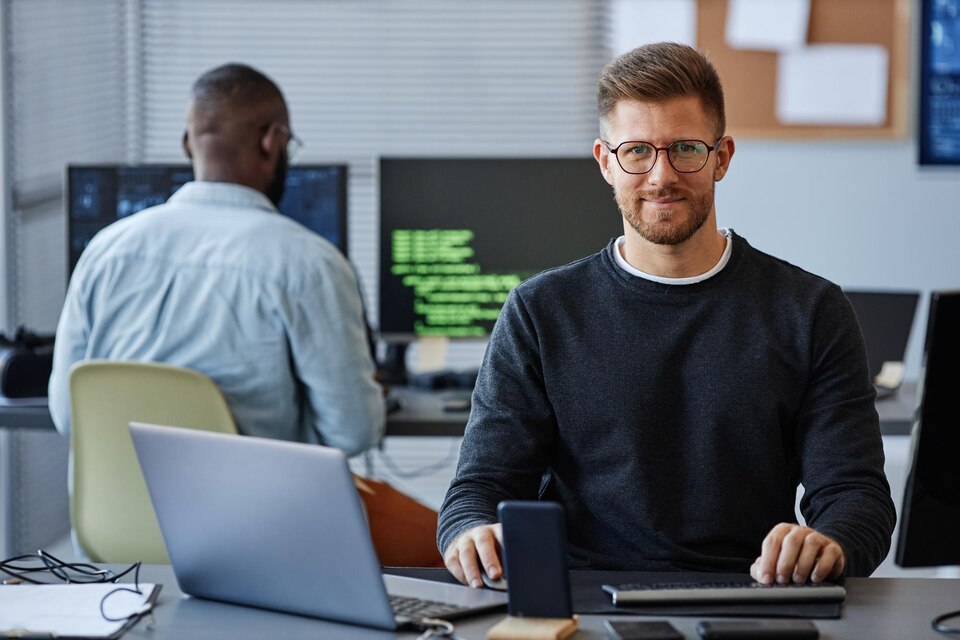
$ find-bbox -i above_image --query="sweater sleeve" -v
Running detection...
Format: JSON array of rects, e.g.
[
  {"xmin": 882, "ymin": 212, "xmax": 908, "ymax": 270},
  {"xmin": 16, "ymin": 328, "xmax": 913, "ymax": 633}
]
[
  {"xmin": 796, "ymin": 285, "xmax": 897, "ymax": 576},
  {"xmin": 436, "ymin": 289, "xmax": 557, "ymax": 555}
]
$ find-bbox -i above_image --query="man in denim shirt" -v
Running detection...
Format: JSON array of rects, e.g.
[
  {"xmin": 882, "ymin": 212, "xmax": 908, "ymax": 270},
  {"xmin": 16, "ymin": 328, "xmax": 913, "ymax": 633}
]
[{"xmin": 50, "ymin": 63, "xmax": 384, "ymax": 455}]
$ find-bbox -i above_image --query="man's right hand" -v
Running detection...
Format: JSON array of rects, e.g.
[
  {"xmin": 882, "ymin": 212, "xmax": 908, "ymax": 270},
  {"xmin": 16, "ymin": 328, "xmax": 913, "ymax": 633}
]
[{"xmin": 443, "ymin": 523, "xmax": 503, "ymax": 588}]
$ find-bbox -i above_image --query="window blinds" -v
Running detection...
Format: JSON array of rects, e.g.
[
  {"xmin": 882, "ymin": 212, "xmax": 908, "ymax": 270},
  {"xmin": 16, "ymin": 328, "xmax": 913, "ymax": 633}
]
[{"xmin": 4, "ymin": 0, "xmax": 131, "ymax": 329}]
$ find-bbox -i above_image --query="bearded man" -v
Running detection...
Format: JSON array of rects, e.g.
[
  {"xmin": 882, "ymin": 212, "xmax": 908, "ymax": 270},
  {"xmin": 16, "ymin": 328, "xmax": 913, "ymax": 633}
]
[{"xmin": 437, "ymin": 42, "xmax": 896, "ymax": 589}]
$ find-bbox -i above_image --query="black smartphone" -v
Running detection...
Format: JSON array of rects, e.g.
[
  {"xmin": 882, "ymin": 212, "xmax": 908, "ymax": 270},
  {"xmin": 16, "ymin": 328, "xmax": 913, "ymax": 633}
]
[
  {"xmin": 605, "ymin": 619, "xmax": 683, "ymax": 640},
  {"xmin": 696, "ymin": 620, "xmax": 819, "ymax": 639},
  {"xmin": 498, "ymin": 500, "xmax": 572, "ymax": 618}
]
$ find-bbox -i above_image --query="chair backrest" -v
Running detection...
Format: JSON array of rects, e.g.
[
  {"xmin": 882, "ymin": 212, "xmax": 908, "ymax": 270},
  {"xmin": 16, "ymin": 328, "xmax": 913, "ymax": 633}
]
[{"xmin": 69, "ymin": 360, "xmax": 237, "ymax": 563}]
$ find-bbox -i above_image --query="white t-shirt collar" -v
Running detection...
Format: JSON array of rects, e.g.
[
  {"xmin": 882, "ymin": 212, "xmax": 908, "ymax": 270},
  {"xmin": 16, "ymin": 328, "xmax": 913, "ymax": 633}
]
[{"xmin": 613, "ymin": 228, "xmax": 733, "ymax": 285}]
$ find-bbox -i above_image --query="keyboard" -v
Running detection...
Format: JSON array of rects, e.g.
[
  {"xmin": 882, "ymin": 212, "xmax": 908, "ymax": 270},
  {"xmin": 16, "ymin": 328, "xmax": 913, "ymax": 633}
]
[
  {"xmin": 602, "ymin": 580, "xmax": 846, "ymax": 606},
  {"xmin": 389, "ymin": 594, "xmax": 472, "ymax": 622}
]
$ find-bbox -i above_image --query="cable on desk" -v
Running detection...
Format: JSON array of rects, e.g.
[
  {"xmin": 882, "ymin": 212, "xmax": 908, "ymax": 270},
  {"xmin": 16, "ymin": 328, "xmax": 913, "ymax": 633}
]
[
  {"xmin": 375, "ymin": 437, "xmax": 460, "ymax": 479},
  {"xmin": 933, "ymin": 609, "xmax": 960, "ymax": 636},
  {"xmin": 414, "ymin": 617, "xmax": 464, "ymax": 639}
]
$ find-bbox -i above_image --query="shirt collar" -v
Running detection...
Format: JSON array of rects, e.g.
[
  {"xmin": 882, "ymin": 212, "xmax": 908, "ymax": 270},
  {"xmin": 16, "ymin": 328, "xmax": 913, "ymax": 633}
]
[
  {"xmin": 166, "ymin": 181, "xmax": 278, "ymax": 214},
  {"xmin": 613, "ymin": 228, "xmax": 733, "ymax": 285}
]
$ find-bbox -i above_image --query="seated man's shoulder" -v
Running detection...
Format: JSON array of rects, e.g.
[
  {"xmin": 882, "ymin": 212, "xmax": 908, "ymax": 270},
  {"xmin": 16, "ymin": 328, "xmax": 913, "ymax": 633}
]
[{"xmin": 740, "ymin": 239, "xmax": 838, "ymax": 296}]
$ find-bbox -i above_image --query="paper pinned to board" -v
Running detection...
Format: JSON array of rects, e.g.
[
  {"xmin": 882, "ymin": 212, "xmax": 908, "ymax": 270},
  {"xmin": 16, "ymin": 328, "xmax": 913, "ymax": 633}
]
[
  {"xmin": 776, "ymin": 44, "xmax": 889, "ymax": 126},
  {"xmin": 725, "ymin": 0, "xmax": 810, "ymax": 51},
  {"xmin": 608, "ymin": 0, "xmax": 696, "ymax": 56}
]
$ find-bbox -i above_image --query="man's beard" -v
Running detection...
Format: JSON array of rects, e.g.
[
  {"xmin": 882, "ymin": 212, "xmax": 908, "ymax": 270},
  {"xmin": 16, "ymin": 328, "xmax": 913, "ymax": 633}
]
[
  {"xmin": 265, "ymin": 150, "xmax": 288, "ymax": 207},
  {"xmin": 615, "ymin": 184, "xmax": 713, "ymax": 246}
]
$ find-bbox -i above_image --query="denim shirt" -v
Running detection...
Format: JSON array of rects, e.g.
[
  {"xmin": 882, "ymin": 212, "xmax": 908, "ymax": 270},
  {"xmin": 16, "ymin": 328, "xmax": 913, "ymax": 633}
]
[{"xmin": 49, "ymin": 181, "xmax": 384, "ymax": 456}]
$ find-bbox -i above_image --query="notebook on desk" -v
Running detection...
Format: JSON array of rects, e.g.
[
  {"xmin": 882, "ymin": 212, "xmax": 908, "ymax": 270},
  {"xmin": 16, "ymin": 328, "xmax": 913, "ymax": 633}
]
[{"xmin": 128, "ymin": 422, "xmax": 506, "ymax": 631}]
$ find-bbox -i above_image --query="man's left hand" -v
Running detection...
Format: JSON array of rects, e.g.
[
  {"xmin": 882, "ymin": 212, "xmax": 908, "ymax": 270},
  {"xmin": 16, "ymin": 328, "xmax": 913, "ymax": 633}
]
[{"xmin": 751, "ymin": 523, "xmax": 846, "ymax": 585}]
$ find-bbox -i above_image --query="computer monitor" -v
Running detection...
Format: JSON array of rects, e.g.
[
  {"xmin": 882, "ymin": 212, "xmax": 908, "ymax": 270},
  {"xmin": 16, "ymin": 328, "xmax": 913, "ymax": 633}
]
[
  {"xmin": 895, "ymin": 290, "xmax": 960, "ymax": 567},
  {"xmin": 919, "ymin": 0, "xmax": 960, "ymax": 165},
  {"xmin": 844, "ymin": 290, "xmax": 920, "ymax": 385},
  {"xmin": 66, "ymin": 164, "xmax": 348, "ymax": 273},
  {"xmin": 378, "ymin": 158, "xmax": 623, "ymax": 340}
]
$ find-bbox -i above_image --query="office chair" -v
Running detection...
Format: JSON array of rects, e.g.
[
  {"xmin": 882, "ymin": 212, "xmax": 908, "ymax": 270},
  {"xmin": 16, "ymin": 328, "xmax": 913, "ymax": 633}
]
[{"xmin": 69, "ymin": 360, "xmax": 237, "ymax": 564}]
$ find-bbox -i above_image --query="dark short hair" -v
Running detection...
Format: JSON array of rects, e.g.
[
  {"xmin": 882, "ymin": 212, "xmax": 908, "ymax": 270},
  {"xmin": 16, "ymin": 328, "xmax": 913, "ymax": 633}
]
[
  {"xmin": 597, "ymin": 42, "xmax": 725, "ymax": 138},
  {"xmin": 191, "ymin": 63, "xmax": 284, "ymax": 112}
]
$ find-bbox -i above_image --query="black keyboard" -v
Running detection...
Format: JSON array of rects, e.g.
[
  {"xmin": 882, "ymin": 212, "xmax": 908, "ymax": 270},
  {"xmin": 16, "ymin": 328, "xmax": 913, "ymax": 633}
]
[
  {"xmin": 603, "ymin": 580, "xmax": 846, "ymax": 605},
  {"xmin": 389, "ymin": 594, "xmax": 471, "ymax": 621}
]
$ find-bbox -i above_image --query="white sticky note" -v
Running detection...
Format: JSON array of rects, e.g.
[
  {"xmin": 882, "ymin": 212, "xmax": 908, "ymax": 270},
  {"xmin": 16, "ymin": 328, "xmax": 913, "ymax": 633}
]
[
  {"xmin": 726, "ymin": 0, "xmax": 810, "ymax": 51},
  {"xmin": 608, "ymin": 0, "xmax": 697, "ymax": 57},
  {"xmin": 776, "ymin": 44, "xmax": 889, "ymax": 126}
]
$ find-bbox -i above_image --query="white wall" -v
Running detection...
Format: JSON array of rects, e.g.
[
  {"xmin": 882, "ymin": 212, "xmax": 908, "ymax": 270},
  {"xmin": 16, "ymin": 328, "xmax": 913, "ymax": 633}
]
[{"xmin": 716, "ymin": 139, "xmax": 960, "ymax": 380}]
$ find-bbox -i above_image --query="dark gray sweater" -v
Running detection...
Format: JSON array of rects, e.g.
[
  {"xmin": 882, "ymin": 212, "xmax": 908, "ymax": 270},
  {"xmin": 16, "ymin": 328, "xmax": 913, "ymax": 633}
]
[{"xmin": 438, "ymin": 233, "xmax": 896, "ymax": 577}]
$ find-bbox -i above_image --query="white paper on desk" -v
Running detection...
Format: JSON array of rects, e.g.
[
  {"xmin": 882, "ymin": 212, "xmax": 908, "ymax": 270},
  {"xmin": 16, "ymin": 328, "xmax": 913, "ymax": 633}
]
[
  {"xmin": 776, "ymin": 44, "xmax": 888, "ymax": 125},
  {"xmin": 726, "ymin": 0, "xmax": 810, "ymax": 51},
  {"xmin": 608, "ymin": 0, "xmax": 696, "ymax": 56},
  {"xmin": 415, "ymin": 336, "xmax": 449, "ymax": 372},
  {"xmin": 0, "ymin": 583, "xmax": 157, "ymax": 638},
  {"xmin": 875, "ymin": 361, "xmax": 906, "ymax": 389}
]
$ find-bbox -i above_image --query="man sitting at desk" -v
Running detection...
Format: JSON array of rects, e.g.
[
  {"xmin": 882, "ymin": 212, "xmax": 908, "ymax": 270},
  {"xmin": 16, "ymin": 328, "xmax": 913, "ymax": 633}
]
[
  {"xmin": 48, "ymin": 64, "xmax": 442, "ymax": 566},
  {"xmin": 49, "ymin": 62, "xmax": 384, "ymax": 454},
  {"xmin": 437, "ymin": 43, "xmax": 896, "ymax": 588}
]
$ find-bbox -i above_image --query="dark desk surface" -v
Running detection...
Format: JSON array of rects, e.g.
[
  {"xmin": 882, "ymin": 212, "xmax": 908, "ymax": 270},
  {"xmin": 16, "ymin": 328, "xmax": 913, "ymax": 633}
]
[
  {"xmin": 118, "ymin": 565, "xmax": 958, "ymax": 639},
  {"xmin": 0, "ymin": 384, "xmax": 918, "ymax": 437}
]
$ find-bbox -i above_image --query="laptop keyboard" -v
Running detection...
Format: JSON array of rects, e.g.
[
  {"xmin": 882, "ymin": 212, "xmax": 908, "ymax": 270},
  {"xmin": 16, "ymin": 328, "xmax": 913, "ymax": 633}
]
[
  {"xmin": 603, "ymin": 580, "xmax": 846, "ymax": 605},
  {"xmin": 389, "ymin": 594, "xmax": 472, "ymax": 621}
]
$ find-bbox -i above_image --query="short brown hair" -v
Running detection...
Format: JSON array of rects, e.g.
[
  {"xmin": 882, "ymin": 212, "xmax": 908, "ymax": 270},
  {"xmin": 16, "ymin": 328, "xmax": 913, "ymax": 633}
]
[{"xmin": 597, "ymin": 42, "xmax": 725, "ymax": 139}]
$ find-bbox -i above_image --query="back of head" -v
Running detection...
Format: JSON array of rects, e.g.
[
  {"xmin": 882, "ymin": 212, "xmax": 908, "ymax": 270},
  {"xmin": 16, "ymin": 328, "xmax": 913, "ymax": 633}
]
[
  {"xmin": 185, "ymin": 63, "xmax": 288, "ymax": 185},
  {"xmin": 191, "ymin": 63, "xmax": 284, "ymax": 121},
  {"xmin": 597, "ymin": 42, "xmax": 726, "ymax": 139}
]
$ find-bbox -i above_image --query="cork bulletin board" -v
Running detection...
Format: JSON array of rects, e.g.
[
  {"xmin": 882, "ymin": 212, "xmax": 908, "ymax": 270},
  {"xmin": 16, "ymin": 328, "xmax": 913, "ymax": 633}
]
[{"xmin": 697, "ymin": 0, "xmax": 911, "ymax": 138}]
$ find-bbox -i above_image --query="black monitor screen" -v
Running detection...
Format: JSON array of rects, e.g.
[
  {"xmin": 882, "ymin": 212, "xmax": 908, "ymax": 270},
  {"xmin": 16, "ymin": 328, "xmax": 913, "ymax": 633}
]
[
  {"xmin": 919, "ymin": 0, "xmax": 960, "ymax": 164},
  {"xmin": 378, "ymin": 158, "xmax": 623, "ymax": 339},
  {"xmin": 67, "ymin": 164, "xmax": 348, "ymax": 273},
  {"xmin": 844, "ymin": 290, "xmax": 920, "ymax": 380},
  {"xmin": 896, "ymin": 290, "xmax": 960, "ymax": 567}
]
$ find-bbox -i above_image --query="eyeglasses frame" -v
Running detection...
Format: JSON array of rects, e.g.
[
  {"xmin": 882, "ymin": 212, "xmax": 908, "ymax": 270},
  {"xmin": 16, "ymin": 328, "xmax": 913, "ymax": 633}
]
[
  {"xmin": 275, "ymin": 124, "xmax": 304, "ymax": 164},
  {"xmin": 603, "ymin": 138, "xmax": 724, "ymax": 175}
]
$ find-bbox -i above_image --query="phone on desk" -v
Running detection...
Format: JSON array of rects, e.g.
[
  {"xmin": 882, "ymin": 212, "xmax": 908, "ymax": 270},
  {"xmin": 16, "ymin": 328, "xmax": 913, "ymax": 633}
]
[
  {"xmin": 605, "ymin": 619, "xmax": 683, "ymax": 639},
  {"xmin": 498, "ymin": 500, "xmax": 572, "ymax": 619},
  {"xmin": 696, "ymin": 620, "xmax": 819, "ymax": 639}
]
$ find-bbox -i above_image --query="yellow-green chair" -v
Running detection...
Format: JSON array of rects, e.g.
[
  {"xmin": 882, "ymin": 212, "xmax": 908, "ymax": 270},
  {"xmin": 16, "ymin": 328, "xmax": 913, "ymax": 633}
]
[{"xmin": 69, "ymin": 360, "xmax": 237, "ymax": 563}]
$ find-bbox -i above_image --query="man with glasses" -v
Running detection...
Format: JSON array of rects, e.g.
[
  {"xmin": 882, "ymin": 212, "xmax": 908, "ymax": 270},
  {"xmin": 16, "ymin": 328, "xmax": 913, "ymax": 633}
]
[
  {"xmin": 438, "ymin": 43, "xmax": 895, "ymax": 588},
  {"xmin": 50, "ymin": 63, "xmax": 384, "ymax": 460}
]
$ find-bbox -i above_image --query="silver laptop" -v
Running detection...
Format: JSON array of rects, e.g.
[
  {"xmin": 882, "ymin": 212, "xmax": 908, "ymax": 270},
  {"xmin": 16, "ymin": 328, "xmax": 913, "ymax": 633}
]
[{"xmin": 128, "ymin": 422, "xmax": 506, "ymax": 630}]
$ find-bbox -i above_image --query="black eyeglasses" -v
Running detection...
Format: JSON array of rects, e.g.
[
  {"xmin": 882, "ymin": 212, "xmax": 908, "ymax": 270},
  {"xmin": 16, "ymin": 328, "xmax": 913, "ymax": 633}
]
[
  {"xmin": 604, "ymin": 138, "xmax": 722, "ymax": 174},
  {"xmin": 276, "ymin": 124, "xmax": 304, "ymax": 163}
]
